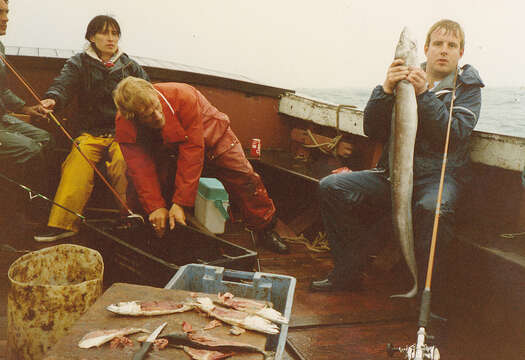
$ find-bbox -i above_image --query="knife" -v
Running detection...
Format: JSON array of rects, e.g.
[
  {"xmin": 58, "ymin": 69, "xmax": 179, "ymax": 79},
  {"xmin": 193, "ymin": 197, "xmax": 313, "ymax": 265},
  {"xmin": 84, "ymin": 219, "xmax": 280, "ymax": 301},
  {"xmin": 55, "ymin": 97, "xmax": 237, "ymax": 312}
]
[{"xmin": 132, "ymin": 322, "xmax": 167, "ymax": 360}]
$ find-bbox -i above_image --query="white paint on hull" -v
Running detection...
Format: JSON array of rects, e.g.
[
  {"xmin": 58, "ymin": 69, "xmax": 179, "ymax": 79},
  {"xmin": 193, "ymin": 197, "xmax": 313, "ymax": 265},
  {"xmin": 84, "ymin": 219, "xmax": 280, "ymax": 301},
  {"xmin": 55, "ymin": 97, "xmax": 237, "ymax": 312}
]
[{"xmin": 279, "ymin": 93, "xmax": 525, "ymax": 172}]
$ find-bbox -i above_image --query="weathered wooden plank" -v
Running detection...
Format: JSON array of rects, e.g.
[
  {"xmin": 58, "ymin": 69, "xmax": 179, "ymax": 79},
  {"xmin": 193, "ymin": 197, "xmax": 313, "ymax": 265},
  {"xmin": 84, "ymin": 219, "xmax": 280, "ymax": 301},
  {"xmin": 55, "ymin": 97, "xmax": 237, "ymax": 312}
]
[
  {"xmin": 279, "ymin": 93, "xmax": 365, "ymax": 136},
  {"xmin": 44, "ymin": 284, "xmax": 265, "ymax": 360},
  {"xmin": 287, "ymin": 321, "xmax": 414, "ymax": 360},
  {"xmin": 280, "ymin": 93, "xmax": 525, "ymax": 172},
  {"xmin": 469, "ymin": 131, "xmax": 525, "ymax": 171}
]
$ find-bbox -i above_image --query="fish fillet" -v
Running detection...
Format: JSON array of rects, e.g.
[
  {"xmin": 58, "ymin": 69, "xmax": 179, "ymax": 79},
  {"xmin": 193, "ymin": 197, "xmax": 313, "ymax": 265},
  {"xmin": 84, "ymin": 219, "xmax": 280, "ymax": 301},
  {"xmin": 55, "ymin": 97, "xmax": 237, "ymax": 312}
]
[
  {"xmin": 106, "ymin": 300, "xmax": 194, "ymax": 316},
  {"xmin": 194, "ymin": 297, "xmax": 279, "ymax": 334},
  {"xmin": 216, "ymin": 293, "xmax": 288, "ymax": 324},
  {"xmin": 78, "ymin": 327, "xmax": 149, "ymax": 348}
]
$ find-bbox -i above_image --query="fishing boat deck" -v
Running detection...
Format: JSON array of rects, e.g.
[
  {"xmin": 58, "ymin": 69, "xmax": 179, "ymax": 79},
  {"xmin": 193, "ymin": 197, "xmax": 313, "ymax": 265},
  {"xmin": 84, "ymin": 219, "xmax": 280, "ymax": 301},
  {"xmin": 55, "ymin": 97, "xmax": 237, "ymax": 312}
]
[
  {"xmin": 1, "ymin": 48, "xmax": 524, "ymax": 359},
  {"xmin": 2, "ymin": 195, "xmax": 524, "ymax": 359}
]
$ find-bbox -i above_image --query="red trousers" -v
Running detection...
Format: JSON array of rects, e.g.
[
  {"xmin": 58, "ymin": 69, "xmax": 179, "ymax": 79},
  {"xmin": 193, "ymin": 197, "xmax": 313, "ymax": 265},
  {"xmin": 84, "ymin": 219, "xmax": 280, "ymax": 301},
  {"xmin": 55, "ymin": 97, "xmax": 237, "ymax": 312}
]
[
  {"xmin": 206, "ymin": 128, "xmax": 275, "ymax": 231},
  {"xmin": 128, "ymin": 128, "xmax": 276, "ymax": 231}
]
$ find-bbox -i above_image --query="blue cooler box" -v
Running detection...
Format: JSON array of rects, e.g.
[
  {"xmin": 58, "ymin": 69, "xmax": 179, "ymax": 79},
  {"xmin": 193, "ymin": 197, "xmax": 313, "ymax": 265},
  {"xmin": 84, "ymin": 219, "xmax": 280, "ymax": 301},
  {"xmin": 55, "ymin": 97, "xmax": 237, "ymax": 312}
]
[{"xmin": 165, "ymin": 264, "xmax": 296, "ymax": 360}]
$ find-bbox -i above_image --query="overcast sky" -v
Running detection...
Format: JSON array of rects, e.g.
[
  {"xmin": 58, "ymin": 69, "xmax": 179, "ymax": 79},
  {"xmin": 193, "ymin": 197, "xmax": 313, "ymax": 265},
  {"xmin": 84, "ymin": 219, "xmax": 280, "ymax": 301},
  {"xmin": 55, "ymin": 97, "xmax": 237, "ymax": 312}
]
[{"xmin": 3, "ymin": 0, "xmax": 524, "ymax": 89}]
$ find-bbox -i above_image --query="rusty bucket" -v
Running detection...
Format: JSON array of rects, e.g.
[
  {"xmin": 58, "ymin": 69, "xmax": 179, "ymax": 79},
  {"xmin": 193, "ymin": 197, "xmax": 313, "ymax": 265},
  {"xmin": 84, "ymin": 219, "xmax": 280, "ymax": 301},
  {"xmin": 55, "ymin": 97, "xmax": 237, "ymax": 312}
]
[{"xmin": 7, "ymin": 244, "xmax": 103, "ymax": 360}]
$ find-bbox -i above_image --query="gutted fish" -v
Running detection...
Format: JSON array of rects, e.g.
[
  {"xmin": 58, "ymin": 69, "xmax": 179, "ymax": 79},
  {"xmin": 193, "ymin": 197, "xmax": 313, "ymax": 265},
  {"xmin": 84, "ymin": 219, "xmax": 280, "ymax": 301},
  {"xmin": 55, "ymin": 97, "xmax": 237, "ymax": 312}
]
[
  {"xmin": 183, "ymin": 346, "xmax": 234, "ymax": 360},
  {"xmin": 216, "ymin": 293, "xmax": 288, "ymax": 325},
  {"xmin": 194, "ymin": 297, "xmax": 279, "ymax": 334},
  {"xmin": 106, "ymin": 300, "xmax": 194, "ymax": 316},
  {"xmin": 162, "ymin": 331, "xmax": 274, "ymax": 359},
  {"xmin": 78, "ymin": 327, "xmax": 149, "ymax": 348}
]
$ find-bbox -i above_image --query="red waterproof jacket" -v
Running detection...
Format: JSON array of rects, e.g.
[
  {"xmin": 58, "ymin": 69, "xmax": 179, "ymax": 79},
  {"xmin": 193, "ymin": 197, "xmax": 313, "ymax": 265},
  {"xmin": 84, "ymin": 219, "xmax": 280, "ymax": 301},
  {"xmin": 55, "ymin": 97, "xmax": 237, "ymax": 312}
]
[{"xmin": 116, "ymin": 83, "xmax": 230, "ymax": 213}]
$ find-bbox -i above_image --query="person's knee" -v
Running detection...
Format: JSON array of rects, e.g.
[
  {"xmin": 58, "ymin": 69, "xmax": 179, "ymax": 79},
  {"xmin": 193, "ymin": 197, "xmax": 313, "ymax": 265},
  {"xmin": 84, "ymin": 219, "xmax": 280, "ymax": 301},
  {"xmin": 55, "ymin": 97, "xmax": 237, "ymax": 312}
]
[
  {"xmin": 24, "ymin": 140, "xmax": 45, "ymax": 161},
  {"xmin": 319, "ymin": 174, "xmax": 338, "ymax": 196},
  {"xmin": 108, "ymin": 155, "xmax": 127, "ymax": 175},
  {"xmin": 38, "ymin": 130, "xmax": 54, "ymax": 150}
]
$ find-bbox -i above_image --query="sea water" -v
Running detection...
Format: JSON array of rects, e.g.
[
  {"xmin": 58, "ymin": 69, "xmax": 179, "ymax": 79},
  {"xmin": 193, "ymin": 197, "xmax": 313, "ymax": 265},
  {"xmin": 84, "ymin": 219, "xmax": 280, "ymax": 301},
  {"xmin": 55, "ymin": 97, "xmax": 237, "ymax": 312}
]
[{"xmin": 298, "ymin": 86, "xmax": 525, "ymax": 138}]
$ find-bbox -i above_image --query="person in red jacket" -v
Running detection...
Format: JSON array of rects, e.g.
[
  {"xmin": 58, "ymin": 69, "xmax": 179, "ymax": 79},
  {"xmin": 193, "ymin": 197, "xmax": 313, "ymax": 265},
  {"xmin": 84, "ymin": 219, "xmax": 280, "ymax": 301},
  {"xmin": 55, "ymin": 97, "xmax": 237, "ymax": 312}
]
[{"xmin": 113, "ymin": 76, "xmax": 289, "ymax": 254}]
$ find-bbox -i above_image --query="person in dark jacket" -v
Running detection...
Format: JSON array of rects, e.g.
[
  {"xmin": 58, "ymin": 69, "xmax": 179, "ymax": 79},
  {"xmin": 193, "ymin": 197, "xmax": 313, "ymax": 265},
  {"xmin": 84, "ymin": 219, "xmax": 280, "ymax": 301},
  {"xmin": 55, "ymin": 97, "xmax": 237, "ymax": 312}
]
[
  {"xmin": 112, "ymin": 77, "xmax": 289, "ymax": 254},
  {"xmin": 0, "ymin": 0, "xmax": 53, "ymax": 226},
  {"xmin": 34, "ymin": 15, "xmax": 149, "ymax": 242},
  {"xmin": 311, "ymin": 19, "xmax": 484, "ymax": 292}
]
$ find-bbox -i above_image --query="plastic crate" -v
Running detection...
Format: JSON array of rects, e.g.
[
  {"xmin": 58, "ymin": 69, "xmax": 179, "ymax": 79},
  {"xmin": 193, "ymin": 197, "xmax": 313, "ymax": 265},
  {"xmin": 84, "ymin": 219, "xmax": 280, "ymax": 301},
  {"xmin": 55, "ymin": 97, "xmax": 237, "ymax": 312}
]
[{"xmin": 165, "ymin": 264, "xmax": 296, "ymax": 360}]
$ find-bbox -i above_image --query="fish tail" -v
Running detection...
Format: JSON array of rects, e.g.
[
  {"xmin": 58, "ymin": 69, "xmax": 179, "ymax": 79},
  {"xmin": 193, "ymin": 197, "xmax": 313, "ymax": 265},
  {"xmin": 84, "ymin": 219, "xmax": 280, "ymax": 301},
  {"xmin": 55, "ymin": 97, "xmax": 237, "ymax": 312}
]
[{"xmin": 390, "ymin": 281, "xmax": 418, "ymax": 298}]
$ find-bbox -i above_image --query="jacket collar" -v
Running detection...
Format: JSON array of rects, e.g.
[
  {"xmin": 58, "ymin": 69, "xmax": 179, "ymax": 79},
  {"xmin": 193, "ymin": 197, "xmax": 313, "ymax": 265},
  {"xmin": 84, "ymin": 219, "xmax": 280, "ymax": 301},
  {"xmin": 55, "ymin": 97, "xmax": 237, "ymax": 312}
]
[
  {"xmin": 420, "ymin": 62, "xmax": 457, "ymax": 93},
  {"xmin": 421, "ymin": 62, "xmax": 484, "ymax": 93},
  {"xmin": 155, "ymin": 85, "xmax": 187, "ymax": 144},
  {"xmin": 85, "ymin": 44, "xmax": 124, "ymax": 68}
]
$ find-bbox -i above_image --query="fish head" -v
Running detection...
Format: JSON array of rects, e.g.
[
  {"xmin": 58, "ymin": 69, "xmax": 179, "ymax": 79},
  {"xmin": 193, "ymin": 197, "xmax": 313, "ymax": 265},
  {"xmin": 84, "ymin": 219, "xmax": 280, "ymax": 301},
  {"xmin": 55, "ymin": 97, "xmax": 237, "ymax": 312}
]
[{"xmin": 395, "ymin": 27, "xmax": 418, "ymax": 67}]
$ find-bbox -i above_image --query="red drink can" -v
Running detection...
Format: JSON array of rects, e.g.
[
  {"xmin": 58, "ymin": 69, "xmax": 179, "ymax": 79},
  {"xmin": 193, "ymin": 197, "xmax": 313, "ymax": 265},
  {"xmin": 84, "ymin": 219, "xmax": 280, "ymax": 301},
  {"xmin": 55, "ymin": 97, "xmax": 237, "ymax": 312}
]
[{"xmin": 250, "ymin": 138, "xmax": 261, "ymax": 157}]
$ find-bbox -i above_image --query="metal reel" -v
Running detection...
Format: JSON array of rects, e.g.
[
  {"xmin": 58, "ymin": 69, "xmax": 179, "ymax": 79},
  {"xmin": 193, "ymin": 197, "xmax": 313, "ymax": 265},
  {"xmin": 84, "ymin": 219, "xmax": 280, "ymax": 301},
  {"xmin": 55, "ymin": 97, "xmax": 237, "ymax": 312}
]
[{"xmin": 387, "ymin": 343, "xmax": 440, "ymax": 360}]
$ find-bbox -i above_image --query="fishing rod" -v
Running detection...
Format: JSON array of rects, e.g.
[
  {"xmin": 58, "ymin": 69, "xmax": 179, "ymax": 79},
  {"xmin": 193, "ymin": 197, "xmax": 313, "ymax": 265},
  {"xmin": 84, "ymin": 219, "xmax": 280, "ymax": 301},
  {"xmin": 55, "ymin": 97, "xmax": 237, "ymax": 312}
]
[
  {"xmin": 0, "ymin": 170, "xmax": 145, "ymax": 230},
  {"xmin": 0, "ymin": 55, "xmax": 143, "ymax": 224},
  {"xmin": 388, "ymin": 68, "xmax": 459, "ymax": 360},
  {"xmin": 0, "ymin": 171, "xmax": 85, "ymax": 220}
]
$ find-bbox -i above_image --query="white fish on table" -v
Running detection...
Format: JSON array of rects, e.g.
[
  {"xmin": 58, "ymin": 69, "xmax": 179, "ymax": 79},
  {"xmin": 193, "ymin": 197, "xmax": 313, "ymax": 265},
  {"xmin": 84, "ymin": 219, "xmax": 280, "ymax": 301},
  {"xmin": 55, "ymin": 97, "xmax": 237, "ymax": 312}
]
[
  {"xmin": 216, "ymin": 292, "xmax": 288, "ymax": 325},
  {"xmin": 106, "ymin": 300, "xmax": 194, "ymax": 316},
  {"xmin": 194, "ymin": 297, "xmax": 279, "ymax": 335},
  {"xmin": 78, "ymin": 327, "xmax": 150, "ymax": 348}
]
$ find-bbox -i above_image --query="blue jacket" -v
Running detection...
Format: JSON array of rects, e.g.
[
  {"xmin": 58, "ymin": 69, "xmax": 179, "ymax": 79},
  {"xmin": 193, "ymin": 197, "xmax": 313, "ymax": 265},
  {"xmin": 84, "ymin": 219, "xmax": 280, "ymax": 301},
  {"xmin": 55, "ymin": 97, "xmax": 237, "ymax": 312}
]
[
  {"xmin": 45, "ymin": 51, "xmax": 149, "ymax": 136},
  {"xmin": 364, "ymin": 64, "xmax": 484, "ymax": 178}
]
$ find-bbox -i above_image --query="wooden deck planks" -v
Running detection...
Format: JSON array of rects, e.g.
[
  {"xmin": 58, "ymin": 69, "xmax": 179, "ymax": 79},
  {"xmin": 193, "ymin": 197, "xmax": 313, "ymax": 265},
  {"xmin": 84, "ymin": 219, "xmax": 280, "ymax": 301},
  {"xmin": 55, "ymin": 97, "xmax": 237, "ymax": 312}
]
[
  {"xmin": 287, "ymin": 321, "xmax": 414, "ymax": 360},
  {"xmin": 1, "ymin": 211, "xmax": 524, "ymax": 359}
]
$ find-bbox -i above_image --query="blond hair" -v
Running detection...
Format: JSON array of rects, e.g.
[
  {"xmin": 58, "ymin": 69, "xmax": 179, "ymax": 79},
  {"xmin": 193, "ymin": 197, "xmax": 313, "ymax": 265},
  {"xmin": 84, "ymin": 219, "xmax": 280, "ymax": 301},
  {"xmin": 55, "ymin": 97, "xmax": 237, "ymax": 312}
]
[
  {"xmin": 113, "ymin": 76, "xmax": 158, "ymax": 121},
  {"xmin": 425, "ymin": 19, "xmax": 465, "ymax": 51}
]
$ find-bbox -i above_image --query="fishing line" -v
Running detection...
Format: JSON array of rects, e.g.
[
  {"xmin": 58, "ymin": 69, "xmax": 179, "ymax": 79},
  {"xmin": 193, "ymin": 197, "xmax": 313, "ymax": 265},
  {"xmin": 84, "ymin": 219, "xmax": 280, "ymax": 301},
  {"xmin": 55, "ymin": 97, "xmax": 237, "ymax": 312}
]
[
  {"xmin": 0, "ymin": 170, "xmax": 86, "ymax": 221},
  {"xmin": 0, "ymin": 55, "xmax": 142, "ymax": 221}
]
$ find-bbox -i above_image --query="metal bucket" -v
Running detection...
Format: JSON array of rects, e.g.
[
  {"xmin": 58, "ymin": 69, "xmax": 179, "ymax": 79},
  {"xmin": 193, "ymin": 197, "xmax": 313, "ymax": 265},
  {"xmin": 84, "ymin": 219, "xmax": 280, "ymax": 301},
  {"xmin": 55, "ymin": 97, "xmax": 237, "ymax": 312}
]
[{"xmin": 7, "ymin": 244, "xmax": 104, "ymax": 360}]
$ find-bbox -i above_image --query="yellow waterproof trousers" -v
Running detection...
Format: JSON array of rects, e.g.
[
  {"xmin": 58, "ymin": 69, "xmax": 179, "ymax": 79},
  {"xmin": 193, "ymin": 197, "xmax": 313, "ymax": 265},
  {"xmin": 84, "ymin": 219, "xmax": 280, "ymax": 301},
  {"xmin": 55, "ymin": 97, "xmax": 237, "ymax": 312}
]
[{"xmin": 48, "ymin": 133, "xmax": 127, "ymax": 231}]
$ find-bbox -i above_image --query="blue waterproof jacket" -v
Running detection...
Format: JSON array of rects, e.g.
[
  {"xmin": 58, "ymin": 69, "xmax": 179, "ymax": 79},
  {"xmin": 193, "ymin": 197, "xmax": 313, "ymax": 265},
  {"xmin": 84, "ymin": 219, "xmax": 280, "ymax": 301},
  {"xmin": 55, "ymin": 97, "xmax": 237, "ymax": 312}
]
[
  {"xmin": 364, "ymin": 64, "xmax": 484, "ymax": 178},
  {"xmin": 45, "ymin": 51, "xmax": 149, "ymax": 136}
]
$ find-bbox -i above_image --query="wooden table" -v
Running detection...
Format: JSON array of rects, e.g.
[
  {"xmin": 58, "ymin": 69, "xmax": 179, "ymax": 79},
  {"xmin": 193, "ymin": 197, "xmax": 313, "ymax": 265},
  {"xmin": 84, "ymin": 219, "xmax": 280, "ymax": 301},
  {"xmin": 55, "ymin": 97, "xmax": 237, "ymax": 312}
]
[{"xmin": 43, "ymin": 283, "xmax": 266, "ymax": 359}]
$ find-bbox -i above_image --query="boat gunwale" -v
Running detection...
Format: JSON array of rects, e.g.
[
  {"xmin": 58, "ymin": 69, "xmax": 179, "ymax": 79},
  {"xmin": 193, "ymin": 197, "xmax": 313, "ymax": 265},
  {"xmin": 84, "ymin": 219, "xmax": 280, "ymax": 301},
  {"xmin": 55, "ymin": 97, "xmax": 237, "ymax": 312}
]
[{"xmin": 4, "ymin": 47, "xmax": 294, "ymax": 99}]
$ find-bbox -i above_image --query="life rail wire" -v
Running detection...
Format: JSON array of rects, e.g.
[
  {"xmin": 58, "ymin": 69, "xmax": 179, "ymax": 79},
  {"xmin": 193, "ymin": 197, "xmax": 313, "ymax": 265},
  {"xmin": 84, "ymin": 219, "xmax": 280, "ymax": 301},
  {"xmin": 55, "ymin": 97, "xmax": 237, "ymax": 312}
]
[
  {"xmin": 0, "ymin": 55, "xmax": 134, "ymax": 217},
  {"xmin": 424, "ymin": 67, "xmax": 459, "ymax": 291}
]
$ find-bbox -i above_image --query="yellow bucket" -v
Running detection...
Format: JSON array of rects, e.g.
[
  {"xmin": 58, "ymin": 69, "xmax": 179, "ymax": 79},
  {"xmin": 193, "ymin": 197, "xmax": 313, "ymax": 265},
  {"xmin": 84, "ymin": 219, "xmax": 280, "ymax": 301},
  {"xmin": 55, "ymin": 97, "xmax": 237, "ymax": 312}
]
[{"xmin": 7, "ymin": 244, "xmax": 103, "ymax": 360}]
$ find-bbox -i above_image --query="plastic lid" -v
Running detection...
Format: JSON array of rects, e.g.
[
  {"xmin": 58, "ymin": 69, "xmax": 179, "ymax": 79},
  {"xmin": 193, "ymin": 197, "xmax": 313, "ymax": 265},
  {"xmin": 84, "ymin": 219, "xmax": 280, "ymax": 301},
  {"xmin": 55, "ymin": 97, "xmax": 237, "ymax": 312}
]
[{"xmin": 198, "ymin": 177, "xmax": 229, "ymax": 201}]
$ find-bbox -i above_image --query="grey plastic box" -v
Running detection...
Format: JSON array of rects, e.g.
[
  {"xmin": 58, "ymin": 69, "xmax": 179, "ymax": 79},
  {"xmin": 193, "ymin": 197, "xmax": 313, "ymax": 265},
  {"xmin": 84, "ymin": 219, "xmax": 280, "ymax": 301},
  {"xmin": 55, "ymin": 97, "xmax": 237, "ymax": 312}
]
[{"xmin": 165, "ymin": 263, "xmax": 296, "ymax": 360}]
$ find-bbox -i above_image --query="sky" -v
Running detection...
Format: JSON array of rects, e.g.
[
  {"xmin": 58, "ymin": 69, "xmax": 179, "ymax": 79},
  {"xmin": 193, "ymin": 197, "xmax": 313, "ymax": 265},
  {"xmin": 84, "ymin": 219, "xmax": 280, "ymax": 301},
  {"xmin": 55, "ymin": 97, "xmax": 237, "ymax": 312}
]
[{"xmin": 3, "ymin": 0, "xmax": 525, "ymax": 89}]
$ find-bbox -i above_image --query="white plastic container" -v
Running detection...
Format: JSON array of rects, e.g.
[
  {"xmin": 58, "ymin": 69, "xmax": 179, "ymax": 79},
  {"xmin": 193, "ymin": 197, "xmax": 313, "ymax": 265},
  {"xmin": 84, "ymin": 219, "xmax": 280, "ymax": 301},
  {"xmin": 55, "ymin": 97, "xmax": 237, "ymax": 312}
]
[{"xmin": 195, "ymin": 177, "xmax": 229, "ymax": 234}]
